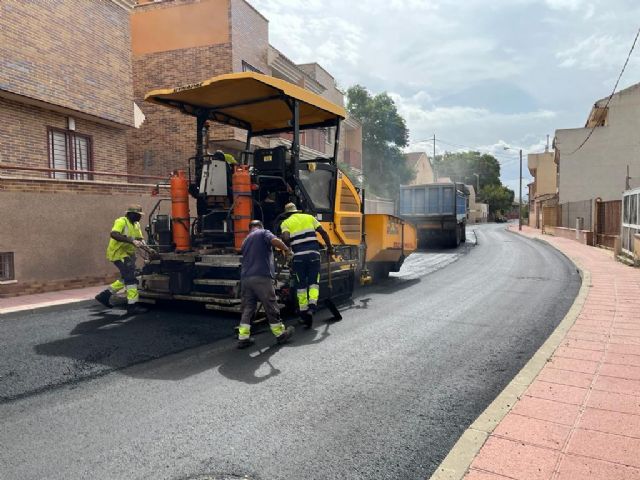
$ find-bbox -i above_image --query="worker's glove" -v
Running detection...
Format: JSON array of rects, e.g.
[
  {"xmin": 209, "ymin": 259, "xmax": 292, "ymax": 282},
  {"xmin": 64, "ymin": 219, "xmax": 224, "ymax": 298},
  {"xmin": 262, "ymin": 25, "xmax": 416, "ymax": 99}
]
[{"xmin": 133, "ymin": 239, "xmax": 145, "ymax": 248}]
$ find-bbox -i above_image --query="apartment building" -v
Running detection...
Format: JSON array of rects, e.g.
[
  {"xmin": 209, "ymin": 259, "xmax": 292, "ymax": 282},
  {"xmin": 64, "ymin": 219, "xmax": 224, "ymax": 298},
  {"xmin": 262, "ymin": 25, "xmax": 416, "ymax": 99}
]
[{"xmin": 0, "ymin": 0, "xmax": 165, "ymax": 296}]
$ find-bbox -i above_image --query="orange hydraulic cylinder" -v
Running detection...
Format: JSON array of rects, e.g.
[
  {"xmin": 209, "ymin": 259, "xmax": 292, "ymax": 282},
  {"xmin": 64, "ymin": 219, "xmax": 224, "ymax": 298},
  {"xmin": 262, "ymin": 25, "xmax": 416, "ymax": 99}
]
[
  {"xmin": 170, "ymin": 170, "xmax": 191, "ymax": 252},
  {"xmin": 232, "ymin": 165, "xmax": 253, "ymax": 251}
]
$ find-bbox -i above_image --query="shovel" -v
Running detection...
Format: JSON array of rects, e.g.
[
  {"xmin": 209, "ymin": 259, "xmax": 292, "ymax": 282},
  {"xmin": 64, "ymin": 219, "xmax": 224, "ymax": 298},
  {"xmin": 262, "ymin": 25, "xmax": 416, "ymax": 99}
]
[{"xmin": 325, "ymin": 251, "xmax": 343, "ymax": 321}]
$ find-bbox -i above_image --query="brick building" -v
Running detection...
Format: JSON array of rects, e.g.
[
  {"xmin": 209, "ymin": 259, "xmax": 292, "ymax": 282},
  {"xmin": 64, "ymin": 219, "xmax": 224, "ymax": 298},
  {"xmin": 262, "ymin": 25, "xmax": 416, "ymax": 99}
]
[
  {"xmin": 0, "ymin": 0, "xmax": 362, "ymax": 297},
  {"xmin": 0, "ymin": 0, "xmax": 165, "ymax": 297},
  {"xmin": 129, "ymin": 0, "xmax": 362, "ymax": 176}
]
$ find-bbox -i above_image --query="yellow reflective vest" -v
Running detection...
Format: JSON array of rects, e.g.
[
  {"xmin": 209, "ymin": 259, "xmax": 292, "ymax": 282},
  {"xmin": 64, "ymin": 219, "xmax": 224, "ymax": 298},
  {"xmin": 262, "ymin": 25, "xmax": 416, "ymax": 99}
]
[{"xmin": 106, "ymin": 216, "xmax": 143, "ymax": 262}]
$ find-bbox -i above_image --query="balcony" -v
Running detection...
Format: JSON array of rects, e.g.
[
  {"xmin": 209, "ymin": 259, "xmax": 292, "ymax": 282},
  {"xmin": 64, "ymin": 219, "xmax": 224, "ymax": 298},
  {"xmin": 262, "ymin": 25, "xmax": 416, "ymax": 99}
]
[{"xmin": 342, "ymin": 149, "xmax": 362, "ymax": 170}]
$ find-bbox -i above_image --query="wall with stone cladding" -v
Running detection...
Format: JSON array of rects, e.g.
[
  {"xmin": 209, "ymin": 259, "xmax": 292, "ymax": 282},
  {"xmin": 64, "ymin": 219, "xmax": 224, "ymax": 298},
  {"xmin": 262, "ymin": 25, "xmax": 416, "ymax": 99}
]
[
  {"xmin": 0, "ymin": 97, "xmax": 129, "ymax": 183},
  {"xmin": 0, "ymin": 0, "xmax": 133, "ymax": 126}
]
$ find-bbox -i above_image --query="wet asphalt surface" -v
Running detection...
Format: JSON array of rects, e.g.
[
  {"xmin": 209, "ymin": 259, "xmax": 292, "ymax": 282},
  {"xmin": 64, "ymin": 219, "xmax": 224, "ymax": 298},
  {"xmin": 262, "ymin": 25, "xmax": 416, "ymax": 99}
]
[{"xmin": 0, "ymin": 224, "xmax": 580, "ymax": 480}]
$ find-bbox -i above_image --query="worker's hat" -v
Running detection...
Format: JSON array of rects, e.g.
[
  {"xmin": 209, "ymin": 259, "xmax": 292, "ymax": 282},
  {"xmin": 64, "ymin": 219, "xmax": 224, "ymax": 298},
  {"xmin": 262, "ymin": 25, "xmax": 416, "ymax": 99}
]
[
  {"xmin": 284, "ymin": 202, "xmax": 299, "ymax": 214},
  {"xmin": 126, "ymin": 204, "xmax": 145, "ymax": 215}
]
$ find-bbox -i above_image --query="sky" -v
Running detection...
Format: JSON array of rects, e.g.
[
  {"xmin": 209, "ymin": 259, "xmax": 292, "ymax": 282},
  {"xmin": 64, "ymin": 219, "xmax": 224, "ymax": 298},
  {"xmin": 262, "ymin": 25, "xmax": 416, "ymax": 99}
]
[{"xmin": 249, "ymin": 0, "xmax": 640, "ymax": 194}]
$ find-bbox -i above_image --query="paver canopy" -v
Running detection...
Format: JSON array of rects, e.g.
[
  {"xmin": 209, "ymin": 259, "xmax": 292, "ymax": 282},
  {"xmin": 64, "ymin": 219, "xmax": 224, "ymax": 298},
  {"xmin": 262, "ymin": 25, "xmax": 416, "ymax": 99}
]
[{"xmin": 145, "ymin": 72, "xmax": 346, "ymax": 135}]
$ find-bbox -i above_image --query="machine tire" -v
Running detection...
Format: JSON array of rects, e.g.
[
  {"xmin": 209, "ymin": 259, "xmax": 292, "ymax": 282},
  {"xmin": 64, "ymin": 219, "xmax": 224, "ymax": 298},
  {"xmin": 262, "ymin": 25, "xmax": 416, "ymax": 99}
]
[{"xmin": 370, "ymin": 263, "xmax": 390, "ymax": 281}]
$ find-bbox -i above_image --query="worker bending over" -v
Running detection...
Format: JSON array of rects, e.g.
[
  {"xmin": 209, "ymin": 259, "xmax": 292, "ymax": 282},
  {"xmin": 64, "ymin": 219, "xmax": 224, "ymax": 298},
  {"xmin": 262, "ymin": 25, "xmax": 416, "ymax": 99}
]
[
  {"xmin": 280, "ymin": 202, "xmax": 333, "ymax": 328},
  {"xmin": 94, "ymin": 204, "xmax": 147, "ymax": 315},
  {"xmin": 238, "ymin": 219, "xmax": 294, "ymax": 349}
]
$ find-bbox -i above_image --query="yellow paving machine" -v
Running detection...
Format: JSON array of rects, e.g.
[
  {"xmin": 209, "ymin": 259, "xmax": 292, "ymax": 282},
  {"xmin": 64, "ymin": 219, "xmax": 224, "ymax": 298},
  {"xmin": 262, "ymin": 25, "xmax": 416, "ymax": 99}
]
[{"xmin": 139, "ymin": 72, "xmax": 416, "ymax": 313}]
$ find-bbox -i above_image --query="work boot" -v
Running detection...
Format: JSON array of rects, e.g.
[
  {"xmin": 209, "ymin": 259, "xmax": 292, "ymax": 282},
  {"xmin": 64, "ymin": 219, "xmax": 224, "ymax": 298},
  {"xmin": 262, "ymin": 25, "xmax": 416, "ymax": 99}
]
[
  {"xmin": 237, "ymin": 338, "xmax": 255, "ymax": 349},
  {"xmin": 276, "ymin": 325, "xmax": 295, "ymax": 344},
  {"xmin": 298, "ymin": 311, "xmax": 313, "ymax": 329},
  {"xmin": 94, "ymin": 289, "xmax": 112, "ymax": 308},
  {"xmin": 125, "ymin": 303, "xmax": 147, "ymax": 316}
]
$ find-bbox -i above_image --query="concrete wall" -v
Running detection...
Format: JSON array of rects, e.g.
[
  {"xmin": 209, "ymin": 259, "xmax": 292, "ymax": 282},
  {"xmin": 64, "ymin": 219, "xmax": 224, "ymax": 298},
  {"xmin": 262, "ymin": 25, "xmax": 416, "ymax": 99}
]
[
  {"xmin": 545, "ymin": 226, "xmax": 594, "ymax": 246},
  {"xmin": 528, "ymin": 152, "xmax": 556, "ymax": 197},
  {"xmin": 298, "ymin": 63, "xmax": 344, "ymax": 107},
  {"xmin": 0, "ymin": 0, "xmax": 133, "ymax": 126},
  {"xmin": 556, "ymin": 85, "xmax": 640, "ymax": 203},
  {"xmin": 404, "ymin": 152, "xmax": 434, "ymax": 185},
  {"xmin": 131, "ymin": 0, "xmax": 230, "ymax": 55},
  {"xmin": 0, "ymin": 180, "xmax": 171, "ymax": 296}
]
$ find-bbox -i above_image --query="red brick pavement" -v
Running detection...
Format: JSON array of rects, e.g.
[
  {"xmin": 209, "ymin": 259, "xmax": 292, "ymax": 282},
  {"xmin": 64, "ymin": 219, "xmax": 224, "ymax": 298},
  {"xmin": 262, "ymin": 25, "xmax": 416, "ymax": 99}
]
[{"xmin": 465, "ymin": 225, "xmax": 640, "ymax": 480}]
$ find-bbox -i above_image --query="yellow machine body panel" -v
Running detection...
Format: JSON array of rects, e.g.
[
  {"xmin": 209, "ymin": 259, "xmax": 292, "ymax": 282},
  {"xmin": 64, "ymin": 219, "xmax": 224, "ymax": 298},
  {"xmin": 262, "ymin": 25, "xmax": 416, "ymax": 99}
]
[
  {"xmin": 365, "ymin": 214, "xmax": 417, "ymax": 263},
  {"xmin": 320, "ymin": 170, "xmax": 362, "ymax": 247}
]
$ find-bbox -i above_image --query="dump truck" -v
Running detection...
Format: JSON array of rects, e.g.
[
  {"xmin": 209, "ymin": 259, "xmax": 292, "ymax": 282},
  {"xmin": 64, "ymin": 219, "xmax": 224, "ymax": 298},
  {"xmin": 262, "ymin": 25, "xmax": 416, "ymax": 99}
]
[
  {"xmin": 399, "ymin": 182, "xmax": 468, "ymax": 248},
  {"xmin": 137, "ymin": 72, "xmax": 416, "ymax": 313}
]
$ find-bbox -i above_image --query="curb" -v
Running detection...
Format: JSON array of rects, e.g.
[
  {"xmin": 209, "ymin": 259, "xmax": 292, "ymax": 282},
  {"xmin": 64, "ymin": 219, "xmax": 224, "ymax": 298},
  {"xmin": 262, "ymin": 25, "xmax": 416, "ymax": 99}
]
[
  {"xmin": 0, "ymin": 298, "xmax": 96, "ymax": 317},
  {"xmin": 428, "ymin": 230, "xmax": 591, "ymax": 480}
]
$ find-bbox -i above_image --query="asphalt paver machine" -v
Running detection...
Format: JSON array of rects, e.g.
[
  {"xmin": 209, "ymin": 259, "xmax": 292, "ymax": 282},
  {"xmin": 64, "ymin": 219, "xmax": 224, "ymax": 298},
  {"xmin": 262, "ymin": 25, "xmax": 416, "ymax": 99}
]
[{"xmin": 139, "ymin": 72, "xmax": 416, "ymax": 313}]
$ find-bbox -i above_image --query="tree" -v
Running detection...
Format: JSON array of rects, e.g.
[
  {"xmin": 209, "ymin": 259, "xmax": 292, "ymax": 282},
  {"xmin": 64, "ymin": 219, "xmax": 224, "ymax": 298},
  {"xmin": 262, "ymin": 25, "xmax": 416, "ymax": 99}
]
[
  {"xmin": 481, "ymin": 184, "xmax": 515, "ymax": 214},
  {"xmin": 432, "ymin": 151, "xmax": 501, "ymax": 192},
  {"xmin": 346, "ymin": 85, "xmax": 414, "ymax": 198}
]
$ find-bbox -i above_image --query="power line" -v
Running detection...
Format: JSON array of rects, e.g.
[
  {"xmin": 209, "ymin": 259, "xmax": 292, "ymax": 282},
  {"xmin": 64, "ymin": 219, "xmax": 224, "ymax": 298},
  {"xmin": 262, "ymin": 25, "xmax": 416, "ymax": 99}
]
[
  {"xmin": 566, "ymin": 26, "xmax": 640, "ymax": 156},
  {"xmin": 412, "ymin": 137, "xmax": 522, "ymax": 164}
]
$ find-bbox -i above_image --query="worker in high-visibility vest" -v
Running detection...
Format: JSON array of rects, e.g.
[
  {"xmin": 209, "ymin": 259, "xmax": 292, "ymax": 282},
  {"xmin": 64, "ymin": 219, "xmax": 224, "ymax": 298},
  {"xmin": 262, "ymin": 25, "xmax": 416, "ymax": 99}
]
[
  {"xmin": 94, "ymin": 204, "xmax": 147, "ymax": 315},
  {"xmin": 280, "ymin": 202, "xmax": 333, "ymax": 328}
]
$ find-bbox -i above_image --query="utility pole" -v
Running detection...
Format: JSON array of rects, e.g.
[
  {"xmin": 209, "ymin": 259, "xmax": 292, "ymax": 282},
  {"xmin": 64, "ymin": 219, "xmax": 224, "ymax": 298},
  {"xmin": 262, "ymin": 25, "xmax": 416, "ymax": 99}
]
[
  {"xmin": 519, "ymin": 149, "xmax": 523, "ymax": 231},
  {"xmin": 433, "ymin": 134, "xmax": 437, "ymax": 181}
]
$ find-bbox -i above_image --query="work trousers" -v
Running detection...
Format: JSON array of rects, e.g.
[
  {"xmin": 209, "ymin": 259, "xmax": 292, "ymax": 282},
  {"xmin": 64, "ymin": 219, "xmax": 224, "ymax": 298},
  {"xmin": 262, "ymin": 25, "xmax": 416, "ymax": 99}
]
[
  {"xmin": 238, "ymin": 276, "xmax": 285, "ymax": 340},
  {"xmin": 292, "ymin": 253, "xmax": 321, "ymax": 312},
  {"xmin": 109, "ymin": 255, "xmax": 139, "ymax": 304}
]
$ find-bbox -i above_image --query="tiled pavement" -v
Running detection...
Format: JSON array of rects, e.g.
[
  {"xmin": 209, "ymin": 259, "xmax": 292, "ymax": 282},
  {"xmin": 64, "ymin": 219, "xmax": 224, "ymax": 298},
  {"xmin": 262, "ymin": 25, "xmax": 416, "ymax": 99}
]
[
  {"xmin": 464, "ymin": 226, "xmax": 640, "ymax": 480},
  {"xmin": 0, "ymin": 285, "xmax": 105, "ymax": 315}
]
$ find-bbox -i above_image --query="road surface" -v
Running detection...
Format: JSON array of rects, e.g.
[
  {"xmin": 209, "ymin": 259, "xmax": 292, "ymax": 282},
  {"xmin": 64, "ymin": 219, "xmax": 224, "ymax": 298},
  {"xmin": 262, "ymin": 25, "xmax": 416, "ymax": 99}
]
[{"xmin": 0, "ymin": 224, "xmax": 580, "ymax": 480}]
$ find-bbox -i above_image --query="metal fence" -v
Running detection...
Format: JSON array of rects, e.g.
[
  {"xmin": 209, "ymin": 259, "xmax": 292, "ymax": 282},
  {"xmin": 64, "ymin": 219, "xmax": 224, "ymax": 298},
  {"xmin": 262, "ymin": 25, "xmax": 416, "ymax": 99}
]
[
  {"xmin": 595, "ymin": 200, "xmax": 621, "ymax": 248},
  {"xmin": 559, "ymin": 200, "xmax": 592, "ymax": 230}
]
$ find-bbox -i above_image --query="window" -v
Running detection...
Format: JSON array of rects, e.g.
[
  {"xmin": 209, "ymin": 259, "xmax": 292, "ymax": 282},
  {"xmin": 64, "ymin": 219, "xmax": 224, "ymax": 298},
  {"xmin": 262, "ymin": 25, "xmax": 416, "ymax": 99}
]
[
  {"xmin": 0, "ymin": 253, "xmax": 15, "ymax": 282},
  {"xmin": 47, "ymin": 127, "xmax": 93, "ymax": 180},
  {"xmin": 241, "ymin": 61, "xmax": 263, "ymax": 74}
]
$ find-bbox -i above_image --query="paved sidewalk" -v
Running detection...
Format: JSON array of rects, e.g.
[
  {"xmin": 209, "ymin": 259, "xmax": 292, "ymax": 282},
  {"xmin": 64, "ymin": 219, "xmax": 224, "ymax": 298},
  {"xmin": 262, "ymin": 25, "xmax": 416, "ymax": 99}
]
[
  {"xmin": 462, "ymin": 225, "xmax": 640, "ymax": 480},
  {"xmin": 0, "ymin": 285, "xmax": 105, "ymax": 315}
]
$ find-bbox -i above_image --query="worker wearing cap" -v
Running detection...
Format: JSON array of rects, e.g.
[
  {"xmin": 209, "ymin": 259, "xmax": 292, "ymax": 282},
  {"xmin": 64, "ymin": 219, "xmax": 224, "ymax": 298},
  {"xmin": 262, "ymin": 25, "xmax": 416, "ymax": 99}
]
[
  {"xmin": 238, "ymin": 219, "xmax": 294, "ymax": 348},
  {"xmin": 94, "ymin": 204, "xmax": 147, "ymax": 315},
  {"xmin": 280, "ymin": 202, "xmax": 333, "ymax": 328}
]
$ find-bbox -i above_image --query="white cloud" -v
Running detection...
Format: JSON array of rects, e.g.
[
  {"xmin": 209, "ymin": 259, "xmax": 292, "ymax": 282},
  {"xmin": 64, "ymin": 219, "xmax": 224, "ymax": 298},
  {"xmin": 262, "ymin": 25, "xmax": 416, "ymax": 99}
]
[
  {"xmin": 248, "ymin": 0, "xmax": 637, "ymax": 186},
  {"xmin": 556, "ymin": 34, "xmax": 626, "ymax": 69},
  {"xmin": 544, "ymin": 0, "xmax": 588, "ymax": 10}
]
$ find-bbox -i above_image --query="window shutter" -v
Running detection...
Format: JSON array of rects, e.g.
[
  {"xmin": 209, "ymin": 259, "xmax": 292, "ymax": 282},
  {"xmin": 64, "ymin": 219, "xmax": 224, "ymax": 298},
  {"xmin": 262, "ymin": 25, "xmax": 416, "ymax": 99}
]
[{"xmin": 50, "ymin": 130, "xmax": 69, "ymax": 179}]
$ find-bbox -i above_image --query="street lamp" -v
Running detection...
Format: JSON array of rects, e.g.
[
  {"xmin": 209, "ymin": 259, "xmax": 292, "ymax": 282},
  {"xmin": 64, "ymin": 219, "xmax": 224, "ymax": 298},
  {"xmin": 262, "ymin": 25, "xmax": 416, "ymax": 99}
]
[
  {"xmin": 504, "ymin": 147, "xmax": 523, "ymax": 231},
  {"xmin": 472, "ymin": 173, "xmax": 480, "ymax": 194}
]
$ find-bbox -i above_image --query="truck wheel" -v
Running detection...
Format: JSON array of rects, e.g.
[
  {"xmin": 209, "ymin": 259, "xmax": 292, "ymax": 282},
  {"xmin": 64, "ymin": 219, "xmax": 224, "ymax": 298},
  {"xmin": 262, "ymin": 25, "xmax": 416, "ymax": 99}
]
[
  {"xmin": 461, "ymin": 225, "xmax": 466, "ymax": 243},
  {"xmin": 455, "ymin": 225, "xmax": 461, "ymax": 247}
]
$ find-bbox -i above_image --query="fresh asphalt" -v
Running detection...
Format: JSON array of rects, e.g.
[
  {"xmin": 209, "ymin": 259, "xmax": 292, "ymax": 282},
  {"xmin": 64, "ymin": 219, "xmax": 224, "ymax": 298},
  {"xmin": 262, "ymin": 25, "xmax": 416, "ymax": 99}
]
[{"xmin": 0, "ymin": 223, "xmax": 580, "ymax": 480}]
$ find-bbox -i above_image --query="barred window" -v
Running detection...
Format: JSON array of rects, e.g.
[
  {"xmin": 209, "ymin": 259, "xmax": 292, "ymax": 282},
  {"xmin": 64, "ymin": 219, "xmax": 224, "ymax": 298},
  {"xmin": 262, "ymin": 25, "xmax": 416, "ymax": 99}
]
[
  {"xmin": 47, "ymin": 127, "xmax": 93, "ymax": 180},
  {"xmin": 0, "ymin": 253, "xmax": 15, "ymax": 281}
]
